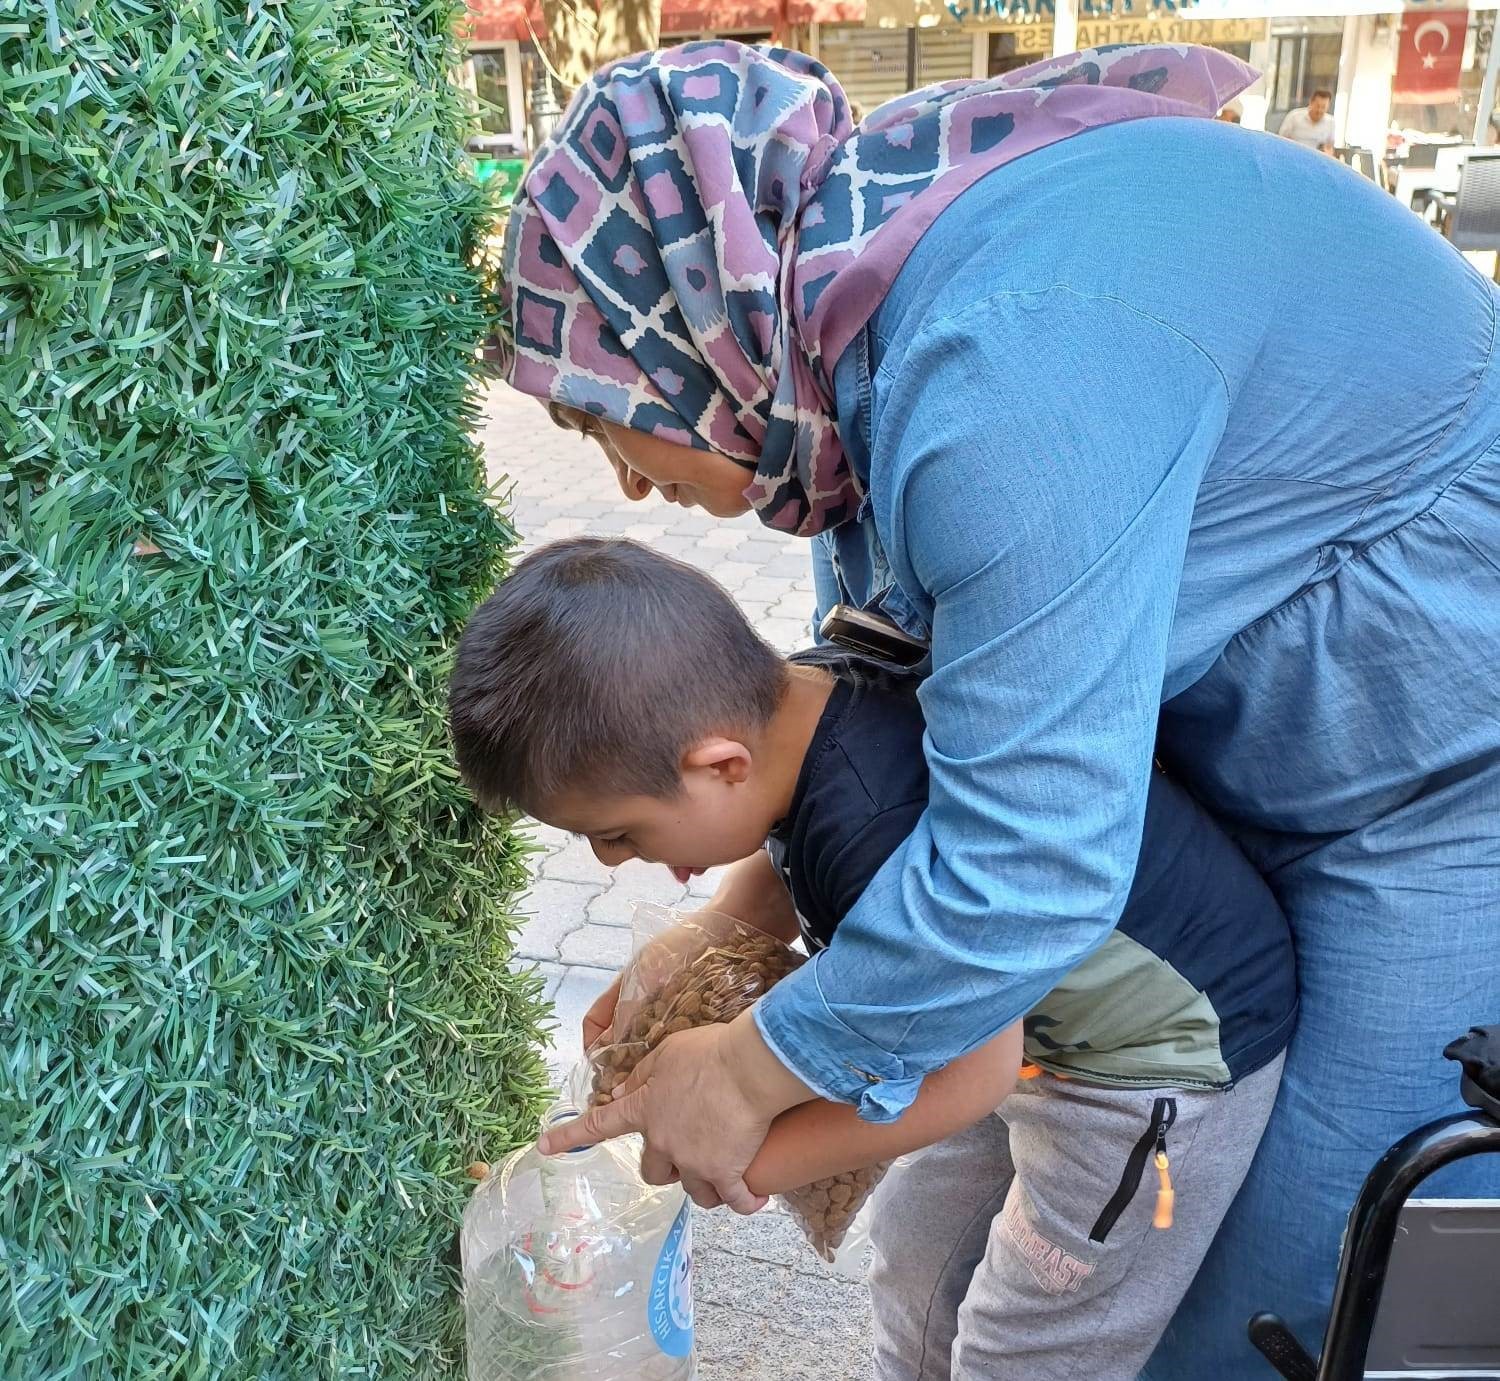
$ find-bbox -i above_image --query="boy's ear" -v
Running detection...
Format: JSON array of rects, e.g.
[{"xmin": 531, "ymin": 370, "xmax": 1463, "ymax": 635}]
[{"xmin": 682, "ymin": 737, "xmax": 752, "ymax": 785}]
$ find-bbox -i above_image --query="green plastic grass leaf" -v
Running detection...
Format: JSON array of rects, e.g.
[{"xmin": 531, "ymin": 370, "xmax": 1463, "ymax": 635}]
[{"xmin": 1, "ymin": 0, "xmax": 547, "ymax": 1375}]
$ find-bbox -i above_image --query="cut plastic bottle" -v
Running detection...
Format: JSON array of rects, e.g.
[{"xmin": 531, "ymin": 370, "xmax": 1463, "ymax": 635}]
[{"xmin": 462, "ymin": 1105, "xmax": 696, "ymax": 1380}]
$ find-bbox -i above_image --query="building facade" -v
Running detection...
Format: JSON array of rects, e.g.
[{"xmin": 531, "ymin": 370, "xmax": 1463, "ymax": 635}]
[{"xmin": 461, "ymin": 0, "xmax": 1498, "ymax": 156}]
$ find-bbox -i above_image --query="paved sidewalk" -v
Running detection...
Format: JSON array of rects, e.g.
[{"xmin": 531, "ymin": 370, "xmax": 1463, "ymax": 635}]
[{"xmin": 481, "ymin": 381, "xmax": 875, "ymax": 1379}]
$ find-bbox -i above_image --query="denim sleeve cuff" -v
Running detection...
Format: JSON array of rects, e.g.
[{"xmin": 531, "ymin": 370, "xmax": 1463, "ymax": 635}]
[{"xmin": 753, "ymin": 958, "xmax": 924, "ymax": 1123}]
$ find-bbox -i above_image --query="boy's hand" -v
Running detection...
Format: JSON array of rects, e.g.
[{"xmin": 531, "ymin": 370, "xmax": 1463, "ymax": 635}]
[
  {"xmin": 580, "ymin": 854, "xmax": 799, "ymax": 1051},
  {"xmin": 582, "ymin": 972, "xmax": 623, "ymax": 1050},
  {"xmin": 542, "ymin": 1011, "xmax": 814, "ymax": 1213}
]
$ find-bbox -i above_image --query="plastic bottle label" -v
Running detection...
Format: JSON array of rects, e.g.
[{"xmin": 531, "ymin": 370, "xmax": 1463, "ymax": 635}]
[{"xmin": 648, "ymin": 1202, "xmax": 693, "ymax": 1358}]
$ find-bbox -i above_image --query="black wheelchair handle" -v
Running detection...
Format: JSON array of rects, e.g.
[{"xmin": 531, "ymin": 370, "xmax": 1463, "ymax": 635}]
[
  {"xmin": 1248, "ymin": 1313, "xmax": 1318, "ymax": 1380},
  {"xmin": 1250, "ymin": 1025, "xmax": 1500, "ymax": 1381},
  {"xmin": 1251, "ymin": 1111, "xmax": 1500, "ymax": 1380}
]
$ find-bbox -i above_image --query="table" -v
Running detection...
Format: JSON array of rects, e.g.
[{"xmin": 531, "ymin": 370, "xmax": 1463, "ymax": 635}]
[{"xmin": 1394, "ymin": 145, "xmax": 1477, "ymax": 214}]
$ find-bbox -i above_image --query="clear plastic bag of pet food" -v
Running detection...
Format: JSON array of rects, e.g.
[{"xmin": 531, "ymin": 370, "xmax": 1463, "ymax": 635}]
[{"xmin": 587, "ymin": 901, "xmax": 891, "ymax": 1263}]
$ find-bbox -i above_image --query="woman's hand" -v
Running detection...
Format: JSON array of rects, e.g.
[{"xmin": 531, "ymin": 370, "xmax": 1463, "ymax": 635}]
[{"xmin": 541, "ymin": 1010, "xmax": 814, "ymax": 1213}]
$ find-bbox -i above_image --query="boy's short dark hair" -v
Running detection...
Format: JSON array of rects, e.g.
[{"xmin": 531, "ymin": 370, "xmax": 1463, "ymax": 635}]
[
  {"xmin": 1311, "ymin": 88, "xmax": 1332, "ymax": 101},
  {"xmin": 449, "ymin": 538, "xmax": 787, "ymax": 814}
]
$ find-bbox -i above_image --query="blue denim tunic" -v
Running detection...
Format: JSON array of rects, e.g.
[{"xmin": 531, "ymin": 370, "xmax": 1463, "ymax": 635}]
[{"xmin": 752, "ymin": 115, "xmax": 1500, "ymax": 1368}]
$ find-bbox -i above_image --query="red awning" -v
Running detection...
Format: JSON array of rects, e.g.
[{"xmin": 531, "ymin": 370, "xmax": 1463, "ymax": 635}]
[
  {"xmin": 786, "ymin": 0, "xmax": 864, "ymax": 21},
  {"xmin": 660, "ymin": 0, "xmax": 781, "ymax": 32},
  {"xmin": 464, "ymin": 0, "xmax": 863, "ymax": 44},
  {"xmin": 463, "ymin": 0, "xmax": 543, "ymax": 44}
]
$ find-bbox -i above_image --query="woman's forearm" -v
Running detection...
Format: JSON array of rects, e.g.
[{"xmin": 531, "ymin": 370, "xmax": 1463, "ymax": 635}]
[{"xmin": 743, "ymin": 1023, "xmax": 1022, "ymax": 1196}]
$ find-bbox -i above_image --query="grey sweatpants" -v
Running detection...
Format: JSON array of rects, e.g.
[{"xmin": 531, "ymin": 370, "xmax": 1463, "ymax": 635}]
[{"xmin": 869, "ymin": 1057, "xmax": 1284, "ymax": 1381}]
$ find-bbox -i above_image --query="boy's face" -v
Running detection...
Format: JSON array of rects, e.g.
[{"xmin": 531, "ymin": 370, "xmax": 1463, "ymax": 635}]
[{"xmin": 539, "ymin": 741, "xmax": 777, "ymax": 881}]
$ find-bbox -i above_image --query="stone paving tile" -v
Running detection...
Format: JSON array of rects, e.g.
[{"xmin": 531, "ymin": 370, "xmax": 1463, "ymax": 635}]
[
  {"xmin": 759, "ymin": 551, "xmax": 820, "ymax": 581},
  {"xmin": 622, "ymin": 521, "xmax": 671, "ymax": 543},
  {"xmin": 618, "ymin": 859, "xmax": 696, "ymax": 905},
  {"xmin": 558, "ymin": 921, "xmax": 634, "ymax": 970},
  {"xmin": 758, "ymin": 617, "xmax": 817, "ymax": 654},
  {"xmin": 582, "ymin": 884, "xmax": 641, "ymax": 930},
  {"xmin": 598, "ymin": 875, "xmax": 690, "ymax": 922},
  {"xmin": 594, "ymin": 858, "xmax": 734, "ymax": 924},
  {"xmin": 695, "ymin": 1249, "xmax": 874, "ymax": 1380},
  {"xmin": 769, "ymin": 589, "xmax": 815, "ymax": 618},
  {"xmin": 685, "ymin": 866, "xmax": 726, "ymax": 901},
  {"xmin": 713, "ymin": 555, "xmax": 768, "ymax": 585},
  {"xmin": 512, "ymin": 879, "xmax": 598, "ymax": 962},
  {"xmin": 480, "ymin": 380, "xmax": 871, "ymax": 1365},
  {"xmin": 735, "ymin": 599, "xmax": 773, "ymax": 627},
  {"xmin": 547, "ymin": 965, "xmax": 616, "ymax": 1071},
  {"xmin": 730, "ymin": 575, "xmax": 795, "ymax": 604},
  {"xmin": 692, "ymin": 1199, "xmax": 806, "ymax": 1269},
  {"xmin": 536, "ymin": 835, "xmax": 609, "ymax": 886},
  {"xmin": 700, "ymin": 526, "xmax": 755, "ymax": 549},
  {"xmin": 696, "ymin": 1244, "xmax": 873, "ymax": 1336}
]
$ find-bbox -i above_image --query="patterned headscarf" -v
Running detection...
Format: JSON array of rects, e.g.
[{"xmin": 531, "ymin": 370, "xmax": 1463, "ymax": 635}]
[{"xmin": 503, "ymin": 41, "xmax": 1253, "ymax": 534}]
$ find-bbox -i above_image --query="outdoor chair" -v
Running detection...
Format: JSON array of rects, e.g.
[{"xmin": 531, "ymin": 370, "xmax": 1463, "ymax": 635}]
[
  {"xmin": 1444, "ymin": 153, "xmax": 1500, "ymax": 259},
  {"xmin": 1348, "ymin": 148, "xmax": 1378, "ymax": 184},
  {"xmin": 1335, "ymin": 146, "xmax": 1382, "ymax": 189},
  {"xmin": 1249, "ymin": 1028, "xmax": 1500, "ymax": 1380},
  {"xmin": 1397, "ymin": 145, "xmax": 1463, "ymax": 215}
]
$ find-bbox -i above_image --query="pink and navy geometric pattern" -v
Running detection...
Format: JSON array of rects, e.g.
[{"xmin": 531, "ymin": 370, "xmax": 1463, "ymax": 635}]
[{"xmin": 504, "ymin": 41, "xmax": 1253, "ymax": 535}]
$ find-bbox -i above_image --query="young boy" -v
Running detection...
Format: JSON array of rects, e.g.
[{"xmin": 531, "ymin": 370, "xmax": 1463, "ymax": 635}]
[{"xmin": 449, "ymin": 537, "xmax": 1296, "ymax": 1381}]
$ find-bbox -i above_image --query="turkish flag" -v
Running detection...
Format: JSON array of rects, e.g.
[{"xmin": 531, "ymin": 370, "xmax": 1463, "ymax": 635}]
[{"xmin": 1393, "ymin": 10, "xmax": 1467, "ymax": 104}]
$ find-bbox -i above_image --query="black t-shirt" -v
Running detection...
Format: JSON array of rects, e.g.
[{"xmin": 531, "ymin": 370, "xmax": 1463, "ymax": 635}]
[{"xmin": 765, "ymin": 657, "xmax": 1297, "ymax": 1088}]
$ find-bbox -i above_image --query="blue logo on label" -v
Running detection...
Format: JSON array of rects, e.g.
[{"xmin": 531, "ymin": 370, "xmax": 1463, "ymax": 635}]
[{"xmin": 648, "ymin": 1202, "xmax": 693, "ymax": 1358}]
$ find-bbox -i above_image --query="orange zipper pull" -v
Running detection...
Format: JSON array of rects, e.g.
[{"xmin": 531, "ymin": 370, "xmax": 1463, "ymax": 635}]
[{"xmin": 1152, "ymin": 1148, "xmax": 1175, "ymax": 1230}]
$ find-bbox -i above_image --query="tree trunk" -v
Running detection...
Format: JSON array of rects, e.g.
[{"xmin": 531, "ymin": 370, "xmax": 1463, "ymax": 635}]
[
  {"xmin": 541, "ymin": 0, "xmax": 598, "ymax": 94},
  {"xmin": 541, "ymin": 0, "xmax": 663, "ymax": 99},
  {"xmin": 595, "ymin": 0, "xmax": 661, "ymax": 67}
]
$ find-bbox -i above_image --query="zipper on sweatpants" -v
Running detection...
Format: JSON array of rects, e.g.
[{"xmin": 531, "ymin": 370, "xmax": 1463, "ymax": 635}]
[{"xmin": 1088, "ymin": 1097, "xmax": 1178, "ymax": 1243}]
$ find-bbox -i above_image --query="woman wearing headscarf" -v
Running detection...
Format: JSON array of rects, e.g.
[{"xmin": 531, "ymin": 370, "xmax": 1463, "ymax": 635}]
[{"xmin": 501, "ymin": 41, "xmax": 1500, "ymax": 1376}]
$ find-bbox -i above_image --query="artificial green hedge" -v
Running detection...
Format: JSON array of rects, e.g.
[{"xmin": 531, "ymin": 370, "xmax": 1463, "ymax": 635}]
[{"xmin": 1, "ymin": 1, "xmax": 550, "ymax": 1374}]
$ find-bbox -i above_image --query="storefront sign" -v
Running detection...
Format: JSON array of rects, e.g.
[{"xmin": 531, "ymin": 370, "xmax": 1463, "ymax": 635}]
[
  {"xmin": 1077, "ymin": 13, "xmax": 1260, "ymax": 42},
  {"xmin": 999, "ymin": 22, "xmax": 1054, "ymax": 50},
  {"xmin": 946, "ymin": 0, "xmax": 1200, "ymax": 21}
]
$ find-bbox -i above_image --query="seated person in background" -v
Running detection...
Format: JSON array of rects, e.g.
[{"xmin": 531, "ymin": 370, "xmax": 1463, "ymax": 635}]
[
  {"xmin": 1279, "ymin": 88, "xmax": 1336, "ymax": 153},
  {"xmin": 1218, "ymin": 101, "xmax": 1243, "ymax": 125},
  {"xmin": 448, "ymin": 536, "xmax": 1297, "ymax": 1381}
]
